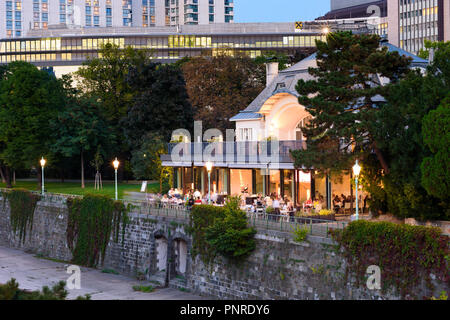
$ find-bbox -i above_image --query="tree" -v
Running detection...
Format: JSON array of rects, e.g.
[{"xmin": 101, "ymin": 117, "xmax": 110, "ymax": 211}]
[
  {"xmin": 361, "ymin": 41, "xmax": 450, "ymax": 220},
  {"xmin": 254, "ymin": 51, "xmax": 290, "ymax": 70},
  {"xmin": 51, "ymin": 88, "xmax": 114, "ymax": 189},
  {"xmin": 130, "ymin": 133, "xmax": 172, "ymax": 193},
  {"xmin": 76, "ymin": 43, "xmax": 150, "ymax": 125},
  {"xmin": 0, "ymin": 62, "xmax": 65, "ymax": 188},
  {"xmin": 181, "ymin": 53, "xmax": 265, "ymax": 132},
  {"xmin": 291, "ymin": 32, "xmax": 411, "ymax": 177},
  {"xmin": 421, "ymin": 96, "xmax": 449, "ymax": 205},
  {"xmin": 123, "ymin": 63, "xmax": 194, "ymax": 146}
]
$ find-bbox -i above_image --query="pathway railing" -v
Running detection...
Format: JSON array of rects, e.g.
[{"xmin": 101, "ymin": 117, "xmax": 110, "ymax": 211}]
[{"xmin": 0, "ymin": 189, "xmax": 348, "ymax": 238}]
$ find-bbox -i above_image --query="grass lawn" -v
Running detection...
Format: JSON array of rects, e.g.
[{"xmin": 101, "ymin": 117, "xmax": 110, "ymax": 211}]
[{"xmin": 0, "ymin": 180, "xmax": 160, "ymax": 199}]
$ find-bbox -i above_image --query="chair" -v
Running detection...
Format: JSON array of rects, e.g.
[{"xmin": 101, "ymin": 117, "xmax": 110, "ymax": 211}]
[{"xmin": 344, "ymin": 202, "xmax": 351, "ymax": 214}]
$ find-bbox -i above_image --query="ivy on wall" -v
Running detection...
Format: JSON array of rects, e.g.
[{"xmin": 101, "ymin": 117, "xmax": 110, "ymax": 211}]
[
  {"xmin": 4, "ymin": 189, "xmax": 40, "ymax": 244},
  {"xmin": 330, "ymin": 220, "xmax": 449, "ymax": 298},
  {"xmin": 66, "ymin": 194, "xmax": 128, "ymax": 267}
]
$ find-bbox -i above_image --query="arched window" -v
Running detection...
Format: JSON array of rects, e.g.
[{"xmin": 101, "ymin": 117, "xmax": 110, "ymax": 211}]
[{"xmin": 295, "ymin": 115, "xmax": 313, "ymax": 141}]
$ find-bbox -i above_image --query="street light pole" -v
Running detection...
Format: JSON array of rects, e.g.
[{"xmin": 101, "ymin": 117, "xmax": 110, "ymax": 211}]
[
  {"xmin": 206, "ymin": 162, "xmax": 213, "ymax": 205},
  {"xmin": 40, "ymin": 157, "xmax": 46, "ymax": 196},
  {"xmin": 113, "ymin": 158, "xmax": 120, "ymax": 201},
  {"xmin": 352, "ymin": 160, "xmax": 361, "ymax": 221}
]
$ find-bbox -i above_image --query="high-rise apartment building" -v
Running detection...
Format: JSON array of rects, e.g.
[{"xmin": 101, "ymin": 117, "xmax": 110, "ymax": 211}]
[
  {"xmin": 388, "ymin": 0, "xmax": 449, "ymax": 54},
  {"xmin": 0, "ymin": 0, "xmax": 234, "ymax": 39}
]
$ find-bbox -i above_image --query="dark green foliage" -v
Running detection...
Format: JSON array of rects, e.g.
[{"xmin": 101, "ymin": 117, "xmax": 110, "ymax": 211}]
[
  {"xmin": 330, "ymin": 220, "xmax": 449, "ymax": 298},
  {"xmin": 366, "ymin": 41, "xmax": 450, "ymax": 220},
  {"xmin": 188, "ymin": 205, "xmax": 225, "ymax": 265},
  {"xmin": 0, "ymin": 61, "xmax": 66, "ymax": 170},
  {"xmin": 205, "ymin": 197, "xmax": 257, "ymax": 261},
  {"xmin": 66, "ymin": 194, "xmax": 128, "ymax": 267},
  {"xmin": 0, "ymin": 278, "xmax": 91, "ymax": 300},
  {"xmin": 123, "ymin": 63, "xmax": 194, "ymax": 145},
  {"xmin": 5, "ymin": 189, "xmax": 40, "ymax": 243},
  {"xmin": 421, "ymin": 97, "xmax": 450, "ymax": 203},
  {"xmin": 50, "ymin": 85, "xmax": 115, "ymax": 188},
  {"xmin": 130, "ymin": 132, "xmax": 173, "ymax": 193},
  {"xmin": 254, "ymin": 51, "xmax": 290, "ymax": 70},
  {"xmin": 189, "ymin": 197, "xmax": 257, "ymax": 264}
]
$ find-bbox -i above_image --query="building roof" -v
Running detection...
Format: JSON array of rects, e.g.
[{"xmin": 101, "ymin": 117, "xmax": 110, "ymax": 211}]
[
  {"xmin": 381, "ymin": 42, "xmax": 428, "ymax": 68},
  {"xmin": 231, "ymin": 42, "xmax": 428, "ymax": 121}
]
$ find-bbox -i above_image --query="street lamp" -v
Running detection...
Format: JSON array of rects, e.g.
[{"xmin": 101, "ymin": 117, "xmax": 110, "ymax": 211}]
[
  {"xmin": 352, "ymin": 160, "xmax": 362, "ymax": 221},
  {"xmin": 40, "ymin": 157, "xmax": 46, "ymax": 196},
  {"xmin": 113, "ymin": 158, "xmax": 120, "ymax": 201},
  {"xmin": 206, "ymin": 161, "xmax": 213, "ymax": 205}
]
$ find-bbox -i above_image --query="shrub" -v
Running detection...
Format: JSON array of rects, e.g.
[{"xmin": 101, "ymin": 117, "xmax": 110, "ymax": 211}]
[
  {"xmin": 318, "ymin": 209, "xmax": 333, "ymax": 216},
  {"xmin": 190, "ymin": 196, "xmax": 257, "ymax": 263},
  {"xmin": 330, "ymin": 220, "xmax": 449, "ymax": 298},
  {"xmin": 291, "ymin": 224, "xmax": 309, "ymax": 243},
  {"xmin": 0, "ymin": 278, "xmax": 90, "ymax": 300},
  {"xmin": 132, "ymin": 285, "xmax": 154, "ymax": 293}
]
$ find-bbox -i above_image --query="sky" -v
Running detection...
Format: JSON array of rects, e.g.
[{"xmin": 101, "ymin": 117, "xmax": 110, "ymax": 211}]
[{"xmin": 234, "ymin": 0, "xmax": 331, "ymax": 23}]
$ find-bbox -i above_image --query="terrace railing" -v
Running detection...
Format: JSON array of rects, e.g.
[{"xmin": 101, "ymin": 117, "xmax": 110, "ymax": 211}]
[{"xmin": 163, "ymin": 140, "xmax": 306, "ymax": 163}]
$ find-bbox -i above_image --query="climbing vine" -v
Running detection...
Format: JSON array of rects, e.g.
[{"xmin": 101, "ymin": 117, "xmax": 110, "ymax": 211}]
[
  {"xmin": 330, "ymin": 220, "xmax": 449, "ymax": 298},
  {"xmin": 5, "ymin": 189, "xmax": 40, "ymax": 244},
  {"xmin": 66, "ymin": 194, "xmax": 128, "ymax": 267}
]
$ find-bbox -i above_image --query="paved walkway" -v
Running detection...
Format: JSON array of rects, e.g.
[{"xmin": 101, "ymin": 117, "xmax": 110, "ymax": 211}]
[{"xmin": 0, "ymin": 246, "xmax": 205, "ymax": 300}]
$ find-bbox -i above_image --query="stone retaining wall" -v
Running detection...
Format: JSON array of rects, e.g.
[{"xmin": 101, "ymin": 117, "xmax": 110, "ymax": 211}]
[{"xmin": 0, "ymin": 197, "xmax": 447, "ymax": 300}]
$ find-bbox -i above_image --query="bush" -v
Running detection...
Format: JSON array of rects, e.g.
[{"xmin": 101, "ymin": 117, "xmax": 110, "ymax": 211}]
[
  {"xmin": 190, "ymin": 196, "xmax": 257, "ymax": 263},
  {"xmin": 291, "ymin": 224, "xmax": 309, "ymax": 243},
  {"xmin": 330, "ymin": 220, "xmax": 449, "ymax": 298},
  {"xmin": 0, "ymin": 278, "xmax": 90, "ymax": 300},
  {"xmin": 188, "ymin": 204, "xmax": 226, "ymax": 264}
]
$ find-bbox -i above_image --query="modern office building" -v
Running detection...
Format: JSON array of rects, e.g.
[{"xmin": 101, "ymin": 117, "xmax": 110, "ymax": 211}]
[
  {"xmin": 318, "ymin": 0, "xmax": 449, "ymax": 55},
  {"xmin": 0, "ymin": 21, "xmax": 373, "ymax": 77},
  {"xmin": 0, "ymin": 0, "xmax": 235, "ymax": 39},
  {"xmin": 388, "ymin": 0, "xmax": 450, "ymax": 54}
]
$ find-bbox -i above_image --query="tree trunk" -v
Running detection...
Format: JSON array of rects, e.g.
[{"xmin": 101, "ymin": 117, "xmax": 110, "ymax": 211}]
[
  {"xmin": 0, "ymin": 165, "xmax": 6, "ymax": 183},
  {"xmin": 81, "ymin": 150, "xmax": 85, "ymax": 189},
  {"xmin": 37, "ymin": 166, "xmax": 42, "ymax": 190},
  {"xmin": 4, "ymin": 166, "xmax": 12, "ymax": 188},
  {"xmin": 60, "ymin": 167, "xmax": 65, "ymax": 183},
  {"xmin": 372, "ymin": 142, "xmax": 390, "ymax": 174}
]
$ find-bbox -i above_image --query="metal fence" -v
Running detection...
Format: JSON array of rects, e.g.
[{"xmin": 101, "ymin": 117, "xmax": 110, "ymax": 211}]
[
  {"xmin": 0, "ymin": 189, "xmax": 348, "ymax": 238},
  {"xmin": 123, "ymin": 200, "xmax": 348, "ymax": 238}
]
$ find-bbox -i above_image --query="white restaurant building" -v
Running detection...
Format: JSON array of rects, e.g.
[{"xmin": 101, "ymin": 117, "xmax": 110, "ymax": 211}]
[{"xmin": 161, "ymin": 41, "xmax": 428, "ymax": 210}]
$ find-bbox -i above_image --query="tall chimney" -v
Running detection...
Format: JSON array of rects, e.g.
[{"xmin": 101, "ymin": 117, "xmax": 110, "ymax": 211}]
[{"xmin": 266, "ymin": 62, "xmax": 279, "ymax": 87}]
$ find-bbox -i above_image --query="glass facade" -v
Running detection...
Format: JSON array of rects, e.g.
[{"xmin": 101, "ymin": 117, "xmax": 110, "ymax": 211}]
[{"xmin": 0, "ymin": 33, "xmax": 325, "ymax": 65}]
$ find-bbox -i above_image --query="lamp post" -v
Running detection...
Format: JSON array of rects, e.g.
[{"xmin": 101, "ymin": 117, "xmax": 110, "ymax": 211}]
[
  {"xmin": 40, "ymin": 157, "xmax": 46, "ymax": 196},
  {"xmin": 113, "ymin": 158, "xmax": 120, "ymax": 201},
  {"xmin": 206, "ymin": 161, "xmax": 213, "ymax": 205},
  {"xmin": 352, "ymin": 160, "xmax": 361, "ymax": 221}
]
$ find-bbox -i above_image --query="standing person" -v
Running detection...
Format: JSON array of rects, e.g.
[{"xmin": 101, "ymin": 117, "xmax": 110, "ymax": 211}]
[
  {"xmin": 194, "ymin": 189, "xmax": 201, "ymax": 199},
  {"xmin": 272, "ymin": 195, "xmax": 281, "ymax": 221}
]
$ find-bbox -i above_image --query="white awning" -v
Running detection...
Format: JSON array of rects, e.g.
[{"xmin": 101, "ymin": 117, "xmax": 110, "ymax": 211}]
[
  {"xmin": 161, "ymin": 162, "xmax": 192, "ymax": 167},
  {"xmin": 269, "ymin": 163, "xmax": 295, "ymax": 170},
  {"xmin": 228, "ymin": 163, "xmax": 269, "ymax": 169},
  {"xmin": 193, "ymin": 162, "xmax": 229, "ymax": 168}
]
